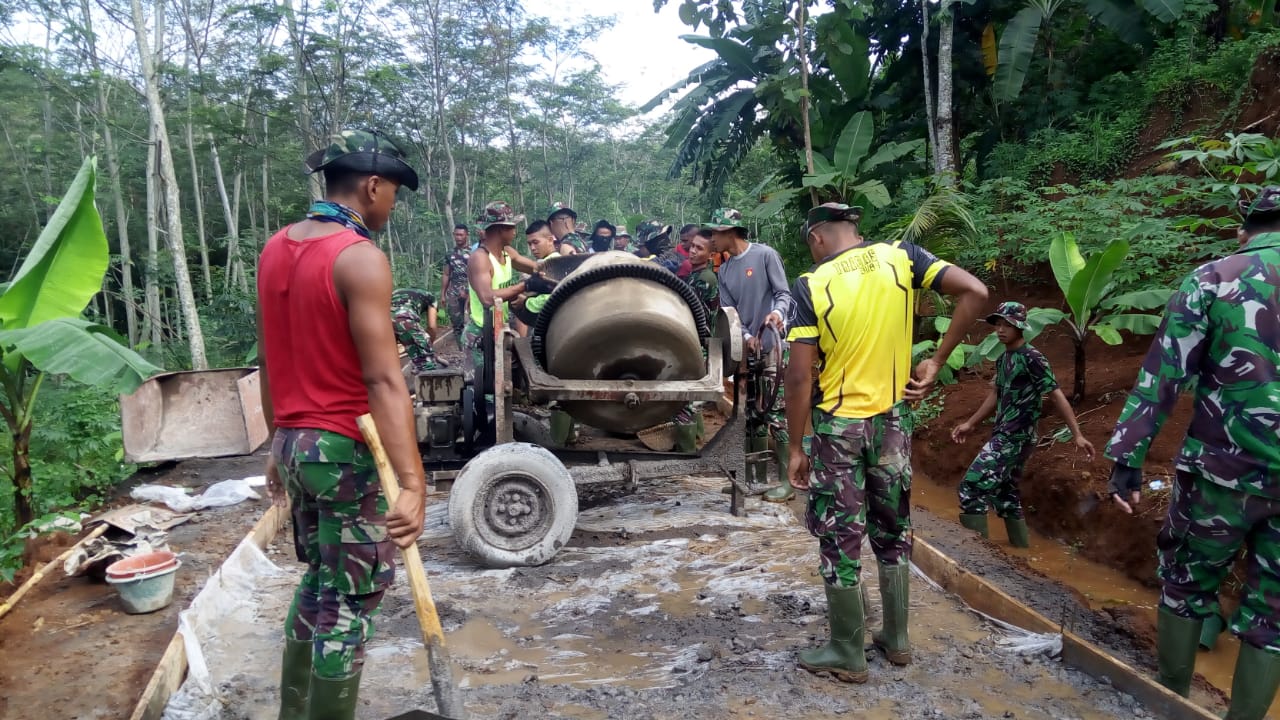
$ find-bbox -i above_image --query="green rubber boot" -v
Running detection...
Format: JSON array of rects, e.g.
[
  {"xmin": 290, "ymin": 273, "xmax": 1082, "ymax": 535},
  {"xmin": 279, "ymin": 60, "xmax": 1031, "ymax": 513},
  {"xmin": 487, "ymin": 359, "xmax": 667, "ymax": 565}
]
[
  {"xmin": 1199, "ymin": 611, "xmax": 1226, "ymax": 650},
  {"xmin": 1156, "ymin": 607, "xmax": 1202, "ymax": 697},
  {"xmin": 1226, "ymin": 642, "xmax": 1280, "ymax": 720},
  {"xmin": 675, "ymin": 422, "xmax": 698, "ymax": 453},
  {"xmin": 872, "ymin": 562, "xmax": 912, "ymax": 665},
  {"xmin": 799, "ymin": 583, "xmax": 869, "ymax": 683},
  {"xmin": 307, "ymin": 670, "xmax": 362, "ymax": 720},
  {"xmin": 694, "ymin": 408, "xmax": 706, "ymax": 443},
  {"xmin": 550, "ymin": 409, "xmax": 575, "ymax": 446},
  {"xmin": 1004, "ymin": 516, "xmax": 1031, "ymax": 548},
  {"xmin": 762, "ymin": 437, "xmax": 796, "ymax": 503},
  {"xmin": 746, "ymin": 432, "xmax": 770, "ymax": 486},
  {"xmin": 277, "ymin": 639, "xmax": 311, "ymax": 720},
  {"xmin": 958, "ymin": 513, "xmax": 989, "ymax": 538}
]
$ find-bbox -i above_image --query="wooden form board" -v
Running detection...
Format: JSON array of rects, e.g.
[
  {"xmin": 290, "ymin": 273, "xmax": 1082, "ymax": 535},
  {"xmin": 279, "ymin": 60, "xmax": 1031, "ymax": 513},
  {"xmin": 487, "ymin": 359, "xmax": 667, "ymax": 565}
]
[
  {"xmin": 911, "ymin": 536, "xmax": 1219, "ymax": 720},
  {"xmin": 128, "ymin": 503, "xmax": 288, "ymax": 720}
]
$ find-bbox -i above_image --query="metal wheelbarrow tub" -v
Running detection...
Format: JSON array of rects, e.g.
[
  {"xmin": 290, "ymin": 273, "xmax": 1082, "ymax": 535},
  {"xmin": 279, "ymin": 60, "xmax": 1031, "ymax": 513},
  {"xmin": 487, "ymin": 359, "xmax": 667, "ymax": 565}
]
[{"xmin": 121, "ymin": 367, "xmax": 269, "ymax": 463}]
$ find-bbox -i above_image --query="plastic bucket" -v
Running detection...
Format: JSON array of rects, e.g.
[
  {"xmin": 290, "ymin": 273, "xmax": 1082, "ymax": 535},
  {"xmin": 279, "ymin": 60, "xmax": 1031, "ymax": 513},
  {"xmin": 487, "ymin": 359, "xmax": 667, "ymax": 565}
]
[
  {"xmin": 105, "ymin": 550, "xmax": 179, "ymax": 581},
  {"xmin": 105, "ymin": 558, "xmax": 181, "ymax": 614}
]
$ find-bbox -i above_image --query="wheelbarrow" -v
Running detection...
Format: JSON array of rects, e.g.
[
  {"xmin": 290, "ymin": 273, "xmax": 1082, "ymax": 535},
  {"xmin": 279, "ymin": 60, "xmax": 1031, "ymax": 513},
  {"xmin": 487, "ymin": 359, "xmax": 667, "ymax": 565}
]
[{"xmin": 120, "ymin": 367, "xmax": 269, "ymax": 463}]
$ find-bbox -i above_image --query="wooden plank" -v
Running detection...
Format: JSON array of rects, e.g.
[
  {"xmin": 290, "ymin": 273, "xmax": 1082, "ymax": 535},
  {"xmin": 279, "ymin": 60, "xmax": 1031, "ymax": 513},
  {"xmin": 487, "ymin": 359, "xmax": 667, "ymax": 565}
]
[
  {"xmin": 129, "ymin": 502, "xmax": 289, "ymax": 720},
  {"xmin": 912, "ymin": 537, "xmax": 1219, "ymax": 720}
]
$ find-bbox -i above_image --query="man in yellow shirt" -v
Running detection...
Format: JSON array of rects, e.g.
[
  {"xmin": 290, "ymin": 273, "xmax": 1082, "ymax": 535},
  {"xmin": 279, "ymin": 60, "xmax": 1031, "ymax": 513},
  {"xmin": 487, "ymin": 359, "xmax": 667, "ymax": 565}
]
[{"xmin": 784, "ymin": 203, "xmax": 987, "ymax": 683}]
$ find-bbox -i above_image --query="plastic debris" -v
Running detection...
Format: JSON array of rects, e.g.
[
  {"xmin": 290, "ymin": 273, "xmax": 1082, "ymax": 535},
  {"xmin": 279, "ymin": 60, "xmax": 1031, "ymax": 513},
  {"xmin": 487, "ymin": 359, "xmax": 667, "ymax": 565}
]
[{"xmin": 131, "ymin": 478, "xmax": 262, "ymax": 513}]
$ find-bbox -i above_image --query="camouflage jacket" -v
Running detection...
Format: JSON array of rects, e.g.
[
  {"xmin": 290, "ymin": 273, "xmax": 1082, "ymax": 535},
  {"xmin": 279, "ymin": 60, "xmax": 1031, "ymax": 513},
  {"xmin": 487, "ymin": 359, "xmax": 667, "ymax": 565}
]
[
  {"xmin": 441, "ymin": 248, "xmax": 470, "ymax": 303},
  {"xmin": 558, "ymin": 232, "xmax": 588, "ymax": 254},
  {"xmin": 391, "ymin": 288, "xmax": 434, "ymax": 320},
  {"xmin": 651, "ymin": 249, "xmax": 685, "ymax": 276},
  {"xmin": 686, "ymin": 264, "xmax": 719, "ymax": 333},
  {"xmin": 992, "ymin": 344, "xmax": 1058, "ymax": 436},
  {"xmin": 1105, "ymin": 231, "xmax": 1280, "ymax": 498}
]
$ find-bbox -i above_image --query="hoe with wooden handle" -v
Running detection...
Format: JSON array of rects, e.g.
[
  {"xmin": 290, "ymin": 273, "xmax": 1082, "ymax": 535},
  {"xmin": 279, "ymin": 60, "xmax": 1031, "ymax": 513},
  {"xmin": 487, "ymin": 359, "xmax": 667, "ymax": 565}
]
[{"xmin": 356, "ymin": 414, "xmax": 467, "ymax": 720}]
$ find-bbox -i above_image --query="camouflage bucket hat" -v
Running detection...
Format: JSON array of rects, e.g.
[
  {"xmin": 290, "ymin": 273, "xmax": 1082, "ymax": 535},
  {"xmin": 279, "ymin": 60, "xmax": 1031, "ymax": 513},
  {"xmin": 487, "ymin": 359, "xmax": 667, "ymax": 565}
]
[
  {"xmin": 635, "ymin": 220, "xmax": 670, "ymax": 246},
  {"xmin": 702, "ymin": 207, "xmax": 747, "ymax": 232},
  {"xmin": 801, "ymin": 202, "xmax": 863, "ymax": 241},
  {"xmin": 304, "ymin": 128, "xmax": 420, "ymax": 192},
  {"xmin": 617, "ymin": 226, "xmax": 631, "ymax": 238},
  {"xmin": 547, "ymin": 201, "xmax": 577, "ymax": 222},
  {"xmin": 477, "ymin": 201, "xmax": 525, "ymax": 229},
  {"xmin": 986, "ymin": 301, "xmax": 1029, "ymax": 331},
  {"xmin": 1239, "ymin": 186, "xmax": 1280, "ymax": 221}
]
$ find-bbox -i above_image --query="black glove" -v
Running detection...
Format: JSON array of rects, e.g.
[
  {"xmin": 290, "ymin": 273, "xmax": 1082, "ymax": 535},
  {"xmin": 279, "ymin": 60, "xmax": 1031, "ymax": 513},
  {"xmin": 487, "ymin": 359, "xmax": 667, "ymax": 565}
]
[
  {"xmin": 1107, "ymin": 463, "xmax": 1143, "ymax": 513},
  {"xmin": 525, "ymin": 273, "xmax": 557, "ymax": 295}
]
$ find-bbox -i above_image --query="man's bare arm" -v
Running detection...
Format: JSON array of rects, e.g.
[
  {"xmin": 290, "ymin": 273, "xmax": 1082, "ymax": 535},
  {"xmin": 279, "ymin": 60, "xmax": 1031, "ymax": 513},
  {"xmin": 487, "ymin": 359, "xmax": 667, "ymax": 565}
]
[
  {"xmin": 785, "ymin": 342, "xmax": 816, "ymax": 490},
  {"xmin": 336, "ymin": 242, "xmax": 426, "ymax": 547}
]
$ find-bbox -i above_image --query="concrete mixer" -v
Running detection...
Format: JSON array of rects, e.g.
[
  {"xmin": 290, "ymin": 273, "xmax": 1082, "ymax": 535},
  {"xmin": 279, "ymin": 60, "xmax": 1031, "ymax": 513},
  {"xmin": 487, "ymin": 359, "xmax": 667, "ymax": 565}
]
[{"xmin": 409, "ymin": 251, "xmax": 762, "ymax": 568}]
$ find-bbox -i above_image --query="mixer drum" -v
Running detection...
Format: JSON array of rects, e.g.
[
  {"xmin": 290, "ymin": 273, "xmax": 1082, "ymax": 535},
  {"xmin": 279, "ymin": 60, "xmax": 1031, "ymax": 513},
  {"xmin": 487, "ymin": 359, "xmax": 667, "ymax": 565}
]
[{"xmin": 540, "ymin": 252, "xmax": 705, "ymax": 432}]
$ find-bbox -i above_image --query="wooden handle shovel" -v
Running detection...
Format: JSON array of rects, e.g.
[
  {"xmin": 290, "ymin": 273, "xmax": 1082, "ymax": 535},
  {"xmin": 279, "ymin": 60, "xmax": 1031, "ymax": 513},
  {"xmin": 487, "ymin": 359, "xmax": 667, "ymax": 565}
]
[{"xmin": 356, "ymin": 414, "xmax": 467, "ymax": 720}]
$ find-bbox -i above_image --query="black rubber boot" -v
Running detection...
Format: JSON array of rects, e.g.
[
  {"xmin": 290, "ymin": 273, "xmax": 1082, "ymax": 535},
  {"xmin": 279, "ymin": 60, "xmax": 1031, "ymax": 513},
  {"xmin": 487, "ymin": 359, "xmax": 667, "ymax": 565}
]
[
  {"xmin": 1004, "ymin": 516, "xmax": 1031, "ymax": 548},
  {"xmin": 958, "ymin": 513, "xmax": 989, "ymax": 538},
  {"xmin": 872, "ymin": 562, "xmax": 912, "ymax": 665},
  {"xmin": 277, "ymin": 638, "xmax": 311, "ymax": 720},
  {"xmin": 1226, "ymin": 642, "xmax": 1280, "ymax": 720},
  {"xmin": 798, "ymin": 583, "xmax": 869, "ymax": 683},
  {"xmin": 307, "ymin": 670, "xmax": 363, "ymax": 720},
  {"xmin": 762, "ymin": 437, "xmax": 795, "ymax": 503},
  {"xmin": 1156, "ymin": 607, "xmax": 1202, "ymax": 697}
]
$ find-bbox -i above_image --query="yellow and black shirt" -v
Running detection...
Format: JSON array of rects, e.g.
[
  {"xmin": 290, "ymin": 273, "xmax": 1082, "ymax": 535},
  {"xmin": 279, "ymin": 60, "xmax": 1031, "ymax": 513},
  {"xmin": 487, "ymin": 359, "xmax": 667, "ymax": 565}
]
[{"xmin": 787, "ymin": 240, "xmax": 951, "ymax": 419}]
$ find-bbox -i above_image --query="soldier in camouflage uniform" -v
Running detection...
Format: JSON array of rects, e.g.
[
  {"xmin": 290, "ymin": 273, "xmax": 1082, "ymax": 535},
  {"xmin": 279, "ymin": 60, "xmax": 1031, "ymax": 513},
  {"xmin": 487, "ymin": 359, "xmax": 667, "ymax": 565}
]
[
  {"xmin": 785, "ymin": 203, "xmax": 987, "ymax": 683},
  {"xmin": 637, "ymin": 220, "xmax": 690, "ymax": 276},
  {"xmin": 390, "ymin": 287, "xmax": 442, "ymax": 373},
  {"xmin": 614, "ymin": 227, "xmax": 637, "ymax": 253},
  {"xmin": 259, "ymin": 128, "xmax": 426, "ymax": 719},
  {"xmin": 671, "ymin": 230, "xmax": 721, "ymax": 452},
  {"xmin": 951, "ymin": 302, "xmax": 1093, "ymax": 547},
  {"xmin": 1104, "ymin": 187, "xmax": 1280, "ymax": 718},
  {"xmin": 439, "ymin": 224, "xmax": 471, "ymax": 338},
  {"xmin": 548, "ymin": 202, "xmax": 588, "ymax": 255}
]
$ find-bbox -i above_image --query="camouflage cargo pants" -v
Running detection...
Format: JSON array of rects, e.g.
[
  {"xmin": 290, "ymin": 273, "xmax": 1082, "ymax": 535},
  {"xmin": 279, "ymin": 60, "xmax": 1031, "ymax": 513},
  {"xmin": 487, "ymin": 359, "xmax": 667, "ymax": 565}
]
[
  {"xmin": 806, "ymin": 404, "xmax": 913, "ymax": 588},
  {"xmin": 460, "ymin": 319, "xmax": 485, "ymax": 385},
  {"xmin": 958, "ymin": 431, "xmax": 1036, "ymax": 518},
  {"xmin": 392, "ymin": 314, "xmax": 439, "ymax": 373},
  {"xmin": 1159, "ymin": 468, "xmax": 1280, "ymax": 653},
  {"xmin": 272, "ymin": 428, "xmax": 396, "ymax": 678},
  {"xmin": 447, "ymin": 295, "xmax": 468, "ymax": 336}
]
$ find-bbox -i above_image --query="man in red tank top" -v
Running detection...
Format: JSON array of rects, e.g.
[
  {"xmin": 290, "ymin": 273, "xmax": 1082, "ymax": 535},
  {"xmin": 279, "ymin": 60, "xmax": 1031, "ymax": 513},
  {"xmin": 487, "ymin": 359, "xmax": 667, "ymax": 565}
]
[{"xmin": 257, "ymin": 129, "xmax": 426, "ymax": 720}]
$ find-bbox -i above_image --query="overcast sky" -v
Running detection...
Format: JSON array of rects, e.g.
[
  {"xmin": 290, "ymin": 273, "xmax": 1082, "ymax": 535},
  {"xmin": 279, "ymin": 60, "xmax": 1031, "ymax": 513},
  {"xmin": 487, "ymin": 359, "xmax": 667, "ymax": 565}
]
[{"xmin": 522, "ymin": 0, "xmax": 715, "ymax": 115}]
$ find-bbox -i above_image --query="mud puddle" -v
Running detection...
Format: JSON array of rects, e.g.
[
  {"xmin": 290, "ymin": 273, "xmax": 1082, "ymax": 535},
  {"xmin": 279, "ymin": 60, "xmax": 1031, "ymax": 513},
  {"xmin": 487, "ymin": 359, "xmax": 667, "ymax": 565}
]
[
  {"xmin": 914, "ymin": 469, "xmax": 1265, "ymax": 717},
  {"xmin": 177, "ymin": 474, "xmax": 1172, "ymax": 719}
]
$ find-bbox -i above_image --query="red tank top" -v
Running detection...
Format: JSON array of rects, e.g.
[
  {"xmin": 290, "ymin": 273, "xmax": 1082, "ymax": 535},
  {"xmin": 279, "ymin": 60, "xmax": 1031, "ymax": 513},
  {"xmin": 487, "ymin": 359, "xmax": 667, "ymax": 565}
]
[{"xmin": 258, "ymin": 226, "xmax": 370, "ymax": 440}]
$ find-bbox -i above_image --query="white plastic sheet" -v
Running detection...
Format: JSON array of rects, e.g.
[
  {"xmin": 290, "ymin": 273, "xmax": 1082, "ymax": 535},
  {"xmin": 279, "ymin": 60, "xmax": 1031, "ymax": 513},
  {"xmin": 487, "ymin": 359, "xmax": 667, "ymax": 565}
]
[{"xmin": 131, "ymin": 478, "xmax": 261, "ymax": 512}]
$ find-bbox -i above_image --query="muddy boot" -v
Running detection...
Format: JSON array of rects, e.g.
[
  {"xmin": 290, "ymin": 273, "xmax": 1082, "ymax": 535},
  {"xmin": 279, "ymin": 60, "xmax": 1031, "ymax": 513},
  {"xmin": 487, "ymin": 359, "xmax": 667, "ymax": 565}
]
[
  {"xmin": 674, "ymin": 422, "xmax": 698, "ymax": 453},
  {"xmin": 1004, "ymin": 516, "xmax": 1031, "ymax": 548},
  {"xmin": 958, "ymin": 513, "xmax": 989, "ymax": 538},
  {"xmin": 872, "ymin": 562, "xmax": 911, "ymax": 665},
  {"xmin": 550, "ymin": 409, "xmax": 575, "ymax": 446},
  {"xmin": 762, "ymin": 437, "xmax": 796, "ymax": 503},
  {"xmin": 307, "ymin": 670, "xmax": 362, "ymax": 720},
  {"xmin": 277, "ymin": 638, "xmax": 311, "ymax": 720},
  {"xmin": 1226, "ymin": 642, "xmax": 1280, "ymax": 720},
  {"xmin": 799, "ymin": 583, "xmax": 869, "ymax": 683},
  {"xmin": 1156, "ymin": 608, "xmax": 1202, "ymax": 697}
]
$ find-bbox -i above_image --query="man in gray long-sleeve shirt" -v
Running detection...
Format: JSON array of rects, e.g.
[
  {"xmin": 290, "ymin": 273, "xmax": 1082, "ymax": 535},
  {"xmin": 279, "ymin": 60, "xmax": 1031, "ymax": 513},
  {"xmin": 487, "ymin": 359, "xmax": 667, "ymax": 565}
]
[{"xmin": 705, "ymin": 208, "xmax": 796, "ymax": 503}]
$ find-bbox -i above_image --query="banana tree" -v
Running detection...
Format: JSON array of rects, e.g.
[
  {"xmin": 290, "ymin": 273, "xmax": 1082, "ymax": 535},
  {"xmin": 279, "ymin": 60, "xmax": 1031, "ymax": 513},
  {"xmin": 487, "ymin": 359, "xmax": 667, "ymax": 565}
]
[
  {"xmin": 750, "ymin": 111, "xmax": 925, "ymax": 217},
  {"xmin": 0, "ymin": 158, "xmax": 162, "ymax": 528},
  {"xmin": 977, "ymin": 233, "xmax": 1170, "ymax": 403}
]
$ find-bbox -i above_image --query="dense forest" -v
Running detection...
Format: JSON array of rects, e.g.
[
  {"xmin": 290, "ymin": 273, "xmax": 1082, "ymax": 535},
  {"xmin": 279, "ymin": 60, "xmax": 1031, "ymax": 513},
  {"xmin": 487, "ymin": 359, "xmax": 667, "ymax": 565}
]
[{"xmin": 0, "ymin": 0, "xmax": 1276, "ymax": 571}]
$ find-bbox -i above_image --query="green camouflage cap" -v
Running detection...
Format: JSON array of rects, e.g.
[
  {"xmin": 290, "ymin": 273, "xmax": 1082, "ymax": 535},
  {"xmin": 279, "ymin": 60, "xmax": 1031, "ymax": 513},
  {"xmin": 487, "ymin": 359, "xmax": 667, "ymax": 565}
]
[
  {"xmin": 635, "ymin": 220, "xmax": 669, "ymax": 246},
  {"xmin": 702, "ymin": 207, "xmax": 747, "ymax": 231},
  {"xmin": 1239, "ymin": 186, "xmax": 1280, "ymax": 221},
  {"xmin": 477, "ymin": 201, "xmax": 525, "ymax": 229},
  {"xmin": 801, "ymin": 202, "xmax": 863, "ymax": 240},
  {"xmin": 986, "ymin": 301, "xmax": 1029, "ymax": 331},
  {"xmin": 304, "ymin": 128, "xmax": 420, "ymax": 191},
  {"xmin": 547, "ymin": 202, "xmax": 577, "ymax": 222}
]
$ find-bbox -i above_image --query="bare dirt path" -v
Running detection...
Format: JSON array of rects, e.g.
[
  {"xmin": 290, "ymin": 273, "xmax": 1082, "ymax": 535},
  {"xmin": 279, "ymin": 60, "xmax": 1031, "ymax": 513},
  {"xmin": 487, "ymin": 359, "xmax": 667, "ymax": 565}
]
[{"xmin": 0, "ymin": 454, "xmax": 270, "ymax": 720}]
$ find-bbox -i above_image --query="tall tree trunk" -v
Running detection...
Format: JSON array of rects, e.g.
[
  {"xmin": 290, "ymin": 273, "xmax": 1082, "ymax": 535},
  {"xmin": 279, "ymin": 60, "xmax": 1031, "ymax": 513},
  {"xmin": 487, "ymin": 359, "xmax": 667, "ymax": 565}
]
[
  {"xmin": 81, "ymin": 0, "xmax": 138, "ymax": 344},
  {"xmin": 209, "ymin": 134, "xmax": 241, "ymax": 291},
  {"xmin": 281, "ymin": 0, "xmax": 321, "ymax": 201},
  {"xmin": 935, "ymin": 0, "xmax": 957, "ymax": 183},
  {"xmin": 144, "ymin": 127, "xmax": 163, "ymax": 347},
  {"xmin": 130, "ymin": 0, "xmax": 209, "ymax": 369},
  {"xmin": 185, "ymin": 110, "xmax": 212, "ymax": 299},
  {"xmin": 795, "ymin": 2, "xmax": 818, "ymax": 207},
  {"xmin": 262, "ymin": 113, "xmax": 272, "ymax": 238},
  {"xmin": 920, "ymin": 0, "xmax": 940, "ymax": 169}
]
